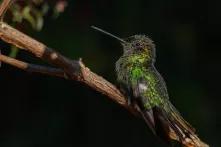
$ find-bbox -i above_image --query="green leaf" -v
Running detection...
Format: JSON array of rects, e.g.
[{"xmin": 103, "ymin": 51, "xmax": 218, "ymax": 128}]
[
  {"xmin": 11, "ymin": 4, "xmax": 23, "ymax": 23},
  {"xmin": 22, "ymin": 6, "xmax": 36, "ymax": 30},
  {"xmin": 9, "ymin": 46, "xmax": 19, "ymax": 58}
]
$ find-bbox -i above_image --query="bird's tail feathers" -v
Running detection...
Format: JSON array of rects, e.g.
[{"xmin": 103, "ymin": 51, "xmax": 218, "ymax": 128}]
[
  {"xmin": 164, "ymin": 102, "xmax": 209, "ymax": 147},
  {"xmin": 141, "ymin": 102, "xmax": 209, "ymax": 147},
  {"xmin": 141, "ymin": 109, "xmax": 156, "ymax": 135}
]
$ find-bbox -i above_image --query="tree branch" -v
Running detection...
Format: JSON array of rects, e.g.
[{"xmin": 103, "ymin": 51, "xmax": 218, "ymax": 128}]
[
  {"xmin": 0, "ymin": 0, "xmax": 13, "ymax": 20},
  {"xmin": 0, "ymin": 53, "xmax": 65, "ymax": 78}
]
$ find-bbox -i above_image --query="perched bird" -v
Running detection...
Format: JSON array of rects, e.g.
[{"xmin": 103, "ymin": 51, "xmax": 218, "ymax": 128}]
[{"xmin": 91, "ymin": 26, "xmax": 208, "ymax": 147}]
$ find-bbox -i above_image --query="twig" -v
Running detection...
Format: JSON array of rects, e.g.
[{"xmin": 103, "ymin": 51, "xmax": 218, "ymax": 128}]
[
  {"xmin": 0, "ymin": 54, "xmax": 65, "ymax": 78},
  {"xmin": 0, "ymin": 0, "xmax": 13, "ymax": 20}
]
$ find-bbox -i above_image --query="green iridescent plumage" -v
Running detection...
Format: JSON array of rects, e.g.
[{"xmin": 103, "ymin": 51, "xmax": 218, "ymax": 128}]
[{"xmin": 116, "ymin": 35, "xmax": 167, "ymax": 110}]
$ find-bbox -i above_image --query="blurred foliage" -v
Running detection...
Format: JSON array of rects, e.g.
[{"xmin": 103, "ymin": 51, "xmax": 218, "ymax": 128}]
[
  {"xmin": 9, "ymin": 0, "xmax": 67, "ymax": 30},
  {"xmin": 5, "ymin": 0, "xmax": 67, "ymax": 56}
]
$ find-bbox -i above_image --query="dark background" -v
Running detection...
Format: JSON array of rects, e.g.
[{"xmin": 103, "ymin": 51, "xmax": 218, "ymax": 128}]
[{"xmin": 0, "ymin": 0, "xmax": 220, "ymax": 146}]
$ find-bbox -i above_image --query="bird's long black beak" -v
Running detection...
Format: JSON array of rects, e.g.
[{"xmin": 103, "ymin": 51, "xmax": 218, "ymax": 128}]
[{"xmin": 91, "ymin": 26, "xmax": 126, "ymax": 44}]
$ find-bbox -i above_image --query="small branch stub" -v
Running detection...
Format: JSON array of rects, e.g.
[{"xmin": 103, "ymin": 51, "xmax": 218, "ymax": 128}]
[{"xmin": 0, "ymin": 0, "xmax": 13, "ymax": 20}]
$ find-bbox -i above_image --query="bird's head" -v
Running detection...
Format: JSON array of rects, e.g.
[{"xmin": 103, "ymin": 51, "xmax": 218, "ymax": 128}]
[{"xmin": 121, "ymin": 35, "xmax": 156, "ymax": 62}]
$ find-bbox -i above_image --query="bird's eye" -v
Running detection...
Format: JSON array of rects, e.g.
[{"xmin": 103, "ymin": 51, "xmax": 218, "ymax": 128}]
[
  {"xmin": 135, "ymin": 43, "xmax": 143, "ymax": 51},
  {"xmin": 136, "ymin": 43, "xmax": 141, "ymax": 47}
]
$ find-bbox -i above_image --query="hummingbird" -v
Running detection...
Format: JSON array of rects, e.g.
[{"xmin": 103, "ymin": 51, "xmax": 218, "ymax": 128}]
[{"xmin": 91, "ymin": 26, "xmax": 208, "ymax": 147}]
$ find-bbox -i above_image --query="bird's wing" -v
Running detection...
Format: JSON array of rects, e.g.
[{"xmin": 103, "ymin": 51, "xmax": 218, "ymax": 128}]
[
  {"xmin": 129, "ymin": 76, "xmax": 156, "ymax": 133},
  {"xmin": 151, "ymin": 68, "xmax": 196, "ymax": 133},
  {"xmin": 151, "ymin": 67, "xmax": 169, "ymax": 100}
]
